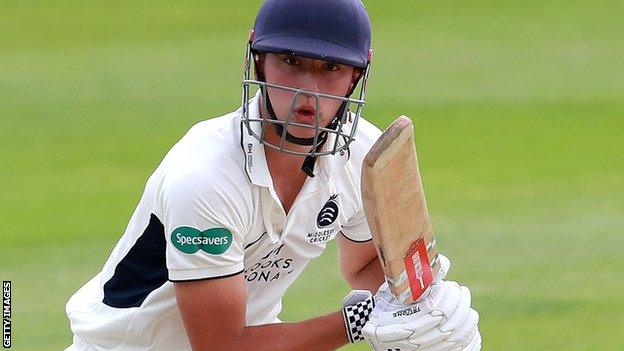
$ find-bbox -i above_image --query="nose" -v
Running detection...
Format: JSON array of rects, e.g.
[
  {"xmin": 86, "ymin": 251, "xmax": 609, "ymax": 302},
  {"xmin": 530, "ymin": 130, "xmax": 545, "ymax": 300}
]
[{"xmin": 298, "ymin": 70, "xmax": 321, "ymax": 95}]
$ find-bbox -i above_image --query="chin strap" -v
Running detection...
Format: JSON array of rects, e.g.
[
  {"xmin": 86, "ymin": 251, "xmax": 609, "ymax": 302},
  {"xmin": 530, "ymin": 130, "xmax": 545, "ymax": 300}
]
[
  {"xmin": 264, "ymin": 87, "xmax": 316, "ymax": 146},
  {"xmin": 262, "ymin": 87, "xmax": 347, "ymax": 177}
]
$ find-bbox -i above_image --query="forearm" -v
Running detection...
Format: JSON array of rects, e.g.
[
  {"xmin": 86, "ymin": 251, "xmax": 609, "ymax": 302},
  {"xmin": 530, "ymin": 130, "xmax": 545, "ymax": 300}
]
[
  {"xmin": 233, "ymin": 310, "xmax": 347, "ymax": 351},
  {"xmin": 177, "ymin": 277, "xmax": 351, "ymax": 351},
  {"xmin": 347, "ymin": 255, "xmax": 385, "ymax": 292}
]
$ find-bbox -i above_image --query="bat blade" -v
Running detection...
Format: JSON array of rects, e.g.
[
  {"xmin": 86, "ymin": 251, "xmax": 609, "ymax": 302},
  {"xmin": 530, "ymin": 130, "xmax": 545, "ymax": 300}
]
[{"xmin": 361, "ymin": 116, "xmax": 440, "ymax": 303}]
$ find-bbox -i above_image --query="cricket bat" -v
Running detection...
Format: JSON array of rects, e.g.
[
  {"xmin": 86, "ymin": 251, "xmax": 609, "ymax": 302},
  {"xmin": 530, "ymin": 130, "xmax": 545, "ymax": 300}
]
[{"xmin": 361, "ymin": 115, "xmax": 441, "ymax": 304}]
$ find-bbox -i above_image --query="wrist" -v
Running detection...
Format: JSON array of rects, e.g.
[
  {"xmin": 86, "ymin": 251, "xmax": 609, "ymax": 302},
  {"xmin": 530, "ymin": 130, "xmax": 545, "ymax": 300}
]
[{"xmin": 341, "ymin": 290, "xmax": 375, "ymax": 343}]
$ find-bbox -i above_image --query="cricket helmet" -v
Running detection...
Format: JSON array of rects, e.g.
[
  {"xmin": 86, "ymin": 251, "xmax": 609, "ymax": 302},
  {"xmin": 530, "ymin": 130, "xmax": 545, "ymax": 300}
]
[
  {"xmin": 252, "ymin": 0, "xmax": 371, "ymax": 69},
  {"xmin": 241, "ymin": 0, "xmax": 373, "ymax": 161}
]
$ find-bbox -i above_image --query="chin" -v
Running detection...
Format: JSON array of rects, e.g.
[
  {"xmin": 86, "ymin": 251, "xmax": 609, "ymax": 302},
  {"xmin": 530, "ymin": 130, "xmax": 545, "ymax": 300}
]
[
  {"xmin": 286, "ymin": 127, "xmax": 317, "ymax": 139},
  {"xmin": 288, "ymin": 128, "xmax": 315, "ymax": 138}
]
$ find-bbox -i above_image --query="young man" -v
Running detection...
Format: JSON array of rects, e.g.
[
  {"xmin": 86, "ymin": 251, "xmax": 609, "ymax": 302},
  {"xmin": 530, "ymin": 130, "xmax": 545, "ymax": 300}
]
[{"xmin": 65, "ymin": 1, "xmax": 481, "ymax": 350}]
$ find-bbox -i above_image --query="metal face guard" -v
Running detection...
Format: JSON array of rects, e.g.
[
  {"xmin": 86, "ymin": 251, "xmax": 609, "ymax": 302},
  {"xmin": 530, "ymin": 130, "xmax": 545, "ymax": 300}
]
[{"xmin": 241, "ymin": 43, "xmax": 371, "ymax": 157}]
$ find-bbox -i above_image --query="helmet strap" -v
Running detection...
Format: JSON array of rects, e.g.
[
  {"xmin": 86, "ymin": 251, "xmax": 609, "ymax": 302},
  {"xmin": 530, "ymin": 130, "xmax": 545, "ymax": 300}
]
[
  {"xmin": 263, "ymin": 89, "xmax": 317, "ymax": 146},
  {"xmin": 261, "ymin": 88, "xmax": 350, "ymax": 177},
  {"xmin": 252, "ymin": 52, "xmax": 357, "ymax": 177}
]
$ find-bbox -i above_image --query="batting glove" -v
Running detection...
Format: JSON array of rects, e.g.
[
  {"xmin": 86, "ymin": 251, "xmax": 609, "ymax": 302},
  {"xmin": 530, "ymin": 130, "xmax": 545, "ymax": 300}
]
[{"xmin": 362, "ymin": 255, "xmax": 481, "ymax": 350}]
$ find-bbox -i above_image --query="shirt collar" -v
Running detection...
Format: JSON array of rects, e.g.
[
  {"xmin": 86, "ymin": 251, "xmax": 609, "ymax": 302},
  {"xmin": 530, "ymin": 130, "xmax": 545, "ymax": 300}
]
[
  {"xmin": 314, "ymin": 130, "xmax": 350, "ymax": 184},
  {"xmin": 241, "ymin": 91, "xmax": 272, "ymax": 188}
]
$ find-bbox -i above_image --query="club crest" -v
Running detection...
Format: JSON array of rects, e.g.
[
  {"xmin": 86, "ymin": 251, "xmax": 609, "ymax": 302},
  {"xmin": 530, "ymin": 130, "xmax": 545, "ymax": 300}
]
[{"xmin": 316, "ymin": 195, "xmax": 339, "ymax": 228}]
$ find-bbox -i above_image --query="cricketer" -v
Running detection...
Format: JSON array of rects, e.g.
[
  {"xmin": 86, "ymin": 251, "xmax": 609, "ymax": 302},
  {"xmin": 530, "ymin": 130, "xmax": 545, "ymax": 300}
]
[{"xmin": 65, "ymin": 1, "xmax": 481, "ymax": 350}]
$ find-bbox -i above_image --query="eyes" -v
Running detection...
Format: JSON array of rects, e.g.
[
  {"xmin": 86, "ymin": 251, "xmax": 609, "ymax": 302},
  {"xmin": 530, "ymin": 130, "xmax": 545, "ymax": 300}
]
[
  {"xmin": 283, "ymin": 57, "xmax": 298, "ymax": 66},
  {"xmin": 281, "ymin": 55, "xmax": 340, "ymax": 72},
  {"xmin": 323, "ymin": 62, "xmax": 340, "ymax": 72}
]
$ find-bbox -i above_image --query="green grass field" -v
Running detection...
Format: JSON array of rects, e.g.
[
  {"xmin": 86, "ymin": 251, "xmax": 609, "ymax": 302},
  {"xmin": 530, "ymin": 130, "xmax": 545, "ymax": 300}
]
[{"xmin": 1, "ymin": 1, "xmax": 623, "ymax": 350}]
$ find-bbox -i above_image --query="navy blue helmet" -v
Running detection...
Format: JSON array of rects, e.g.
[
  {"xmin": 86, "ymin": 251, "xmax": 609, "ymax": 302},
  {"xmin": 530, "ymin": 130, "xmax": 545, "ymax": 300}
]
[{"xmin": 251, "ymin": 0, "xmax": 372, "ymax": 68}]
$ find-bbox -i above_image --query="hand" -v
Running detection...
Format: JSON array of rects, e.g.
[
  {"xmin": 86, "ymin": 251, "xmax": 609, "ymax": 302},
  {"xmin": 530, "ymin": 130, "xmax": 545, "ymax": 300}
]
[{"xmin": 362, "ymin": 255, "xmax": 481, "ymax": 350}]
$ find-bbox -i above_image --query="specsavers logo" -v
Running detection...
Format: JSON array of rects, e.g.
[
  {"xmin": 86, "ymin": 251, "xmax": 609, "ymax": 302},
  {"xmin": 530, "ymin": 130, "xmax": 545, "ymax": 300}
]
[{"xmin": 171, "ymin": 227, "xmax": 232, "ymax": 254}]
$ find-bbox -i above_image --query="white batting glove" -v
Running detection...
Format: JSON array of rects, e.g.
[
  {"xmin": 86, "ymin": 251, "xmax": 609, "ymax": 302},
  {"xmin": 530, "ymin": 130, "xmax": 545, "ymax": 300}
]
[{"xmin": 362, "ymin": 255, "xmax": 481, "ymax": 350}]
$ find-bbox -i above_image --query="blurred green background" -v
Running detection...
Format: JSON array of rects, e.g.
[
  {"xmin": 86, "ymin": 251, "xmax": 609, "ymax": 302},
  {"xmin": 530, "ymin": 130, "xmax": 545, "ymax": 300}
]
[{"xmin": 1, "ymin": 1, "xmax": 623, "ymax": 350}]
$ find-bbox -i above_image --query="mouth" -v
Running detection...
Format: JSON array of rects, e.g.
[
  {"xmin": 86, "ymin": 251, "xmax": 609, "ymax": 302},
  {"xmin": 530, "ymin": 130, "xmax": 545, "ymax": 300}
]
[{"xmin": 292, "ymin": 105, "xmax": 318, "ymax": 124}]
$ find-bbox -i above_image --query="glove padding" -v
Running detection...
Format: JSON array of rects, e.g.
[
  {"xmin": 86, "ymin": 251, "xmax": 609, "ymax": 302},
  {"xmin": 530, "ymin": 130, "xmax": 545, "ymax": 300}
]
[{"xmin": 362, "ymin": 255, "xmax": 481, "ymax": 350}]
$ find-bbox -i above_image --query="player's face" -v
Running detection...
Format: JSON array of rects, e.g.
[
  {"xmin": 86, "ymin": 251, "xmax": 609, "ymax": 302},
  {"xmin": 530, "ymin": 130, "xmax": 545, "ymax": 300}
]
[{"xmin": 261, "ymin": 53, "xmax": 358, "ymax": 139}]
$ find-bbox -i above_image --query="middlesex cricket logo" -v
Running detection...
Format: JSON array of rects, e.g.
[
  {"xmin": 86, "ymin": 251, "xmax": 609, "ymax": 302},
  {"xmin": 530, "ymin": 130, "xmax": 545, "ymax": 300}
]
[
  {"xmin": 171, "ymin": 227, "xmax": 232, "ymax": 254},
  {"xmin": 316, "ymin": 194, "xmax": 339, "ymax": 228}
]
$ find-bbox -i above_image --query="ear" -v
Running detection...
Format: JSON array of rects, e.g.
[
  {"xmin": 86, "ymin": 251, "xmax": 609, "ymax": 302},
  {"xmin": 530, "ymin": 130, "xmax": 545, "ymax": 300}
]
[
  {"xmin": 253, "ymin": 52, "xmax": 266, "ymax": 81},
  {"xmin": 348, "ymin": 68, "xmax": 364, "ymax": 94}
]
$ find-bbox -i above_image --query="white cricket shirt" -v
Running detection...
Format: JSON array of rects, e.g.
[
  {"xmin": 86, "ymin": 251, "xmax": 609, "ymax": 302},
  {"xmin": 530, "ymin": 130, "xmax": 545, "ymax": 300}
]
[{"xmin": 65, "ymin": 92, "xmax": 382, "ymax": 350}]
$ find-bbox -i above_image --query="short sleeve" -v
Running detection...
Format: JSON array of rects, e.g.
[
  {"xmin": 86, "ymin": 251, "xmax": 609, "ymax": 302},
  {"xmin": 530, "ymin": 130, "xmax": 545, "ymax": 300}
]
[
  {"xmin": 341, "ymin": 208, "xmax": 372, "ymax": 243},
  {"xmin": 161, "ymin": 172, "xmax": 247, "ymax": 282},
  {"xmin": 339, "ymin": 116, "xmax": 380, "ymax": 243}
]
